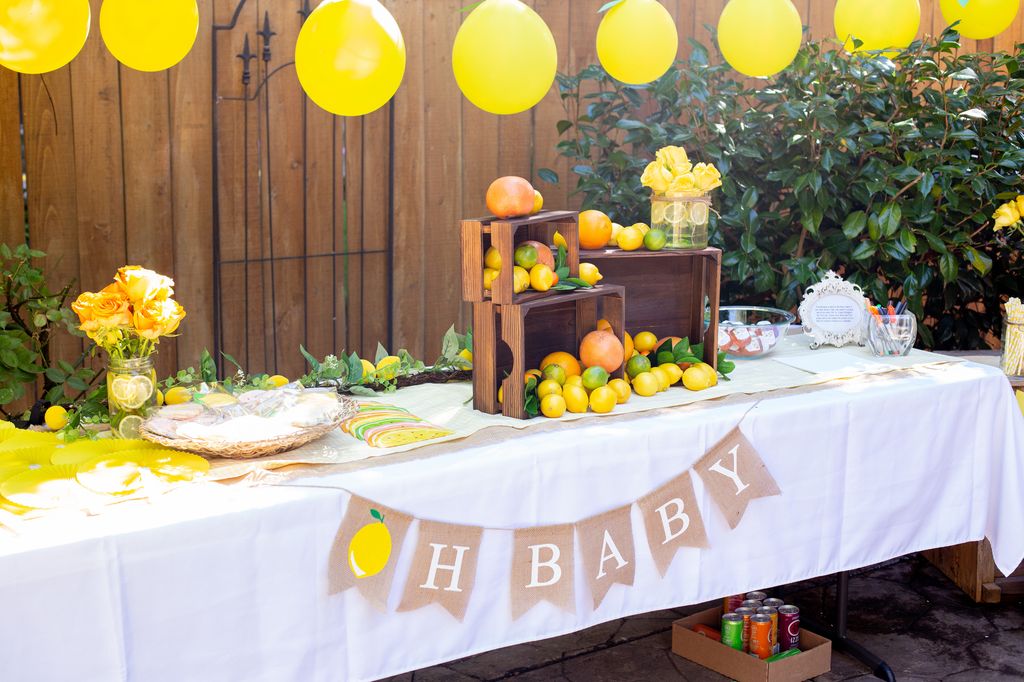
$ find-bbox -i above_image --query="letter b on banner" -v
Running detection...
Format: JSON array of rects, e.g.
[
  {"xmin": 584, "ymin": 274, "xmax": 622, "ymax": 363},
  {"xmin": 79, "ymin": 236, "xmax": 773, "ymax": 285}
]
[
  {"xmin": 511, "ymin": 525, "xmax": 575, "ymax": 619},
  {"xmin": 638, "ymin": 471, "xmax": 709, "ymax": 576}
]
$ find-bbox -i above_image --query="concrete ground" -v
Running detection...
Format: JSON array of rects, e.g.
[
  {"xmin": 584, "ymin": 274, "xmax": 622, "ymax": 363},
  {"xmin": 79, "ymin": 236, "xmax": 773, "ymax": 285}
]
[{"xmin": 386, "ymin": 555, "xmax": 1024, "ymax": 681}]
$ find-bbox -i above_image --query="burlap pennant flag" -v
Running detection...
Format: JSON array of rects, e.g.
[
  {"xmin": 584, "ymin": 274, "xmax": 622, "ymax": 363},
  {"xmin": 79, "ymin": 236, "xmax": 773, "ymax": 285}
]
[
  {"xmin": 694, "ymin": 427, "xmax": 781, "ymax": 529},
  {"xmin": 637, "ymin": 470, "xmax": 709, "ymax": 576},
  {"xmin": 328, "ymin": 495, "xmax": 414, "ymax": 610},
  {"xmin": 576, "ymin": 505, "xmax": 635, "ymax": 609},
  {"xmin": 398, "ymin": 520, "xmax": 483, "ymax": 621},
  {"xmin": 510, "ymin": 524, "xmax": 575, "ymax": 620}
]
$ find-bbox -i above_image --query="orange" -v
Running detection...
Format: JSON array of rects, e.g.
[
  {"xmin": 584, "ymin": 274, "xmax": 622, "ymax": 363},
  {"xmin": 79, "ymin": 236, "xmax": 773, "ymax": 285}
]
[
  {"xmin": 541, "ymin": 351, "xmax": 582, "ymax": 378},
  {"xmin": 486, "ymin": 176, "xmax": 536, "ymax": 219},
  {"xmin": 596, "ymin": 318, "xmax": 612, "ymax": 332},
  {"xmin": 623, "ymin": 331, "xmax": 634, "ymax": 362},
  {"xmin": 579, "ymin": 330, "xmax": 625, "ymax": 374},
  {"xmin": 520, "ymin": 240, "xmax": 555, "ymax": 270},
  {"xmin": 579, "ymin": 210, "xmax": 613, "ymax": 250}
]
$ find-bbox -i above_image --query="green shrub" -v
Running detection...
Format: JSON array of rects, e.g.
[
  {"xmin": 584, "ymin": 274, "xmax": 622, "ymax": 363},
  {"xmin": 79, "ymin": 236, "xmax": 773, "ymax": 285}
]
[{"xmin": 548, "ymin": 31, "xmax": 1024, "ymax": 349}]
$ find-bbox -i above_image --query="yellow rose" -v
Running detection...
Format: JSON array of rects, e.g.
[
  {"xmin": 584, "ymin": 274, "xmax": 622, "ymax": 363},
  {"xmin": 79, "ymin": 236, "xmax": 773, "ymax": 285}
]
[
  {"xmin": 1016, "ymin": 195, "xmax": 1024, "ymax": 217},
  {"xmin": 72, "ymin": 290, "xmax": 132, "ymax": 333},
  {"xmin": 993, "ymin": 202, "xmax": 1022, "ymax": 230},
  {"xmin": 114, "ymin": 266, "xmax": 175, "ymax": 303},
  {"xmin": 655, "ymin": 146, "xmax": 692, "ymax": 176},
  {"xmin": 133, "ymin": 298, "xmax": 186, "ymax": 340},
  {"xmin": 640, "ymin": 161, "xmax": 673, "ymax": 193},
  {"xmin": 693, "ymin": 163, "xmax": 723, "ymax": 192},
  {"xmin": 668, "ymin": 172, "xmax": 699, "ymax": 196}
]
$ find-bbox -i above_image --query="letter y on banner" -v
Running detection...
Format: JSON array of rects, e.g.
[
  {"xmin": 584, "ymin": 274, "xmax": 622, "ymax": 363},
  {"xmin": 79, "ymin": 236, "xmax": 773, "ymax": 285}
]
[
  {"xmin": 398, "ymin": 520, "xmax": 483, "ymax": 621},
  {"xmin": 694, "ymin": 427, "xmax": 781, "ymax": 529},
  {"xmin": 510, "ymin": 524, "xmax": 575, "ymax": 619}
]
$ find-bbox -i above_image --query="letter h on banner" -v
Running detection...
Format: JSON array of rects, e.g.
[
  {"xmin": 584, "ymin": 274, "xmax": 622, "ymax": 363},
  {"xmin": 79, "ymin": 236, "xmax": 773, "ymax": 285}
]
[{"xmin": 399, "ymin": 520, "xmax": 483, "ymax": 621}]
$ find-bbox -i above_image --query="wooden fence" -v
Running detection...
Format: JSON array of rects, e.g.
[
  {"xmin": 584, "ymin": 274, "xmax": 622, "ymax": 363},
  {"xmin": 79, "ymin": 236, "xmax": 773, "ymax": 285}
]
[{"xmin": 1, "ymin": 0, "xmax": 1023, "ymax": 383}]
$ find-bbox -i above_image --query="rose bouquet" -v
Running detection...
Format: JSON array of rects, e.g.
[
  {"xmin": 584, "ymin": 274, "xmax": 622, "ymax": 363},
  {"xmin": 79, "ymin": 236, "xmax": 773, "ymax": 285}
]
[
  {"xmin": 641, "ymin": 146, "xmax": 723, "ymax": 249},
  {"xmin": 993, "ymin": 195, "xmax": 1024, "ymax": 234},
  {"xmin": 72, "ymin": 267, "xmax": 185, "ymax": 437}
]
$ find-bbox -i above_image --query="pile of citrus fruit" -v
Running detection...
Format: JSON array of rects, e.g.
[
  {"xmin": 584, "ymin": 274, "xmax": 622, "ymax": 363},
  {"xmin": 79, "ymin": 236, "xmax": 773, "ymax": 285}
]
[{"xmin": 577, "ymin": 208, "xmax": 669, "ymax": 253}]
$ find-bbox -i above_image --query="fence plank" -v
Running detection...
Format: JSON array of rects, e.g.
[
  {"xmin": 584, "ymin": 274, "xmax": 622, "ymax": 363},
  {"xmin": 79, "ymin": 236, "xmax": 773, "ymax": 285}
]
[
  {"xmin": 358, "ymin": 106, "xmax": 391, "ymax": 357},
  {"xmin": 0, "ymin": 69, "xmax": 23, "ymax": 246},
  {"xmin": 533, "ymin": 0, "xmax": 572, "ymax": 214},
  {"xmin": 304, "ymin": 90, "xmax": 339, "ymax": 362}
]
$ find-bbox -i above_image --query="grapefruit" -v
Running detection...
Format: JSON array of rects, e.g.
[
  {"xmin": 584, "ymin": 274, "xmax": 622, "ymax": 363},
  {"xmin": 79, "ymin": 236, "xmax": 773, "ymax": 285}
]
[
  {"xmin": 579, "ymin": 330, "xmax": 625, "ymax": 374},
  {"xmin": 486, "ymin": 176, "xmax": 536, "ymax": 219},
  {"xmin": 541, "ymin": 351, "xmax": 582, "ymax": 377},
  {"xmin": 579, "ymin": 210, "xmax": 613, "ymax": 250},
  {"xmin": 521, "ymin": 240, "xmax": 554, "ymax": 269}
]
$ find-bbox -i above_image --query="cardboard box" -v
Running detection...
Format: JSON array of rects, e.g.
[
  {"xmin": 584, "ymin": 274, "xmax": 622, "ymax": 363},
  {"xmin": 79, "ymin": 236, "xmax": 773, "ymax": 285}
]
[{"xmin": 672, "ymin": 607, "xmax": 832, "ymax": 682}]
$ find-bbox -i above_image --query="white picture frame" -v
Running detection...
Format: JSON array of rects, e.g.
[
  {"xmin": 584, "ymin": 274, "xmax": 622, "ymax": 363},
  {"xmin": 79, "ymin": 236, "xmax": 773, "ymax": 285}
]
[{"xmin": 798, "ymin": 271, "xmax": 868, "ymax": 349}]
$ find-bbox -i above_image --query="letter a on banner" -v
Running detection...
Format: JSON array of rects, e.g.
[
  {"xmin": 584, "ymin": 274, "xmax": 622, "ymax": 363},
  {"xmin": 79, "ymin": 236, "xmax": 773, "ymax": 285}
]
[
  {"xmin": 577, "ymin": 505, "xmax": 636, "ymax": 609},
  {"xmin": 328, "ymin": 495, "xmax": 414, "ymax": 610},
  {"xmin": 398, "ymin": 520, "xmax": 483, "ymax": 621},
  {"xmin": 637, "ymin": 470, "xmax": 709, "ymax": 576},
  {"xmin": 510, "ymin": 524, "xmax": 575, "ymax": 619},
  {"xmin": 694, "ymin": 427, "xmax": 781, "ymax": 529}
]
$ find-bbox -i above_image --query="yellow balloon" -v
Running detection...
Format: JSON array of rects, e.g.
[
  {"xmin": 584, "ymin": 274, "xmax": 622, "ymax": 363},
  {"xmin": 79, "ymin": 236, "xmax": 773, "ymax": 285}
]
[
  {"xmin": 834, "ymin": 0, "xmax": 920, "ymax": 56},
  {"xmin": 0, "ymin": 0, "xmax": 91, "ymax": 74},
  {"xmin": 939, "ymin": 0, "xmax": 1020, "ymax": 40},
  {"xmin": 717, "ymin": 0, "xmax": 802, "ymax": 78},
  {"xmin": 295, "ymin": 0, "xmax": 406, "ymax": 117},
  {"xmin": 597, "ymin": 0, "xmax": 678, "ymax": 85},
  {"xmin": 452, "ymin": 0, "xmax": 557, "ymax": 115},
  {"xmin": 100, "ymin": 0, "xmax": 198, "ymax": 72}
]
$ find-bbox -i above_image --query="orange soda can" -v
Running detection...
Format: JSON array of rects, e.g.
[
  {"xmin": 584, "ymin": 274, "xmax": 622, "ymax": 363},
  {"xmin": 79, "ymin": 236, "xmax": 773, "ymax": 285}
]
[
  {"xmin": 749, "ymin": 614, "xmax": 774, "ymax": 659},
  {"xmin": 757, "ymin": 606, "xmax": 779, "ymax": 654},
  {"xmin": 733, "ymin": 606, "xmax": 756, "ymax": 652}
]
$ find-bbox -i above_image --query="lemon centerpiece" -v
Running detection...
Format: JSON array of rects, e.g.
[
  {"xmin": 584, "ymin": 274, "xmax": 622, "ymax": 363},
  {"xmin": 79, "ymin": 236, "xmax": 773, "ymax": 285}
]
[
  {"xmin": 641, "ymin": 146, "xmax": 723, "ymax": 250},
  {"xmin": 348, "ymin": 508, "xmax": 392, "ymax": 578}
]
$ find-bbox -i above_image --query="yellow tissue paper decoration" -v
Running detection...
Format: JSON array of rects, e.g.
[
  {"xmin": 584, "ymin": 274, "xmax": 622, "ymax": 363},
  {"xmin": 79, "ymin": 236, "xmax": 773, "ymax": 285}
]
[
  {"xmin": 1, "ymin": 464, "xmax": 82, "ymax": 510},
  {"xmin": 834, "ymin": 0, "xmax": 921, "ymax": 56},
  {"xmin": 295, "ymin": 0, "xmax": 406, "ymax": 117},
  {"xmin": 717, "ymin": 0, "xmax": 803, "ymax": 78},
  {"xmin": 100, "ymin": 0, "xmax": 199, "ymax": 72},
  {"xmin": 0, "ymin": 0, "xmax": 91, "ymax": 74},
  {"xmin": 939, "ymin": 0, "xmax": 1020, "ymax": 40},
  {"xmin": 76, "ymin": 449, "xmax": 208, "ymax": 496},
  {"xmin": 452, "ymin": 0, "xmax": 557, "ymax": 115},
  {"xmin": 597, "ymin": 0, "xmax": 678, "ymax": 85}
]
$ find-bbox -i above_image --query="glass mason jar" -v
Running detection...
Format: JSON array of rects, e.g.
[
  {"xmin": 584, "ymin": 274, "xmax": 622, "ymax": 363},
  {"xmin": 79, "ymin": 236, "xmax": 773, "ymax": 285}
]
[
  {"xmin": 651, "ymin": 193, "xmax": 711, "ymax": 250},
  {"xmin": 107, "ymin": 356, "xmax": 158, "ymax": 439},
  {"xmin": 1000, "ymin": 315, "xmax": 1024, "ymax": 378},
  {"xmin": 865, "ymin": 313, "xmax": 917, "ymax": 357}
]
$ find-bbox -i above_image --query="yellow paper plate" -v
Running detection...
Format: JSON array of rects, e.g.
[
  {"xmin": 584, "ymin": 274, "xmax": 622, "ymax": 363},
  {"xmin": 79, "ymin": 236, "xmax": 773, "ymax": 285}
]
[
  {"xmin": 0, "ymin": 429, "xmax": 58, "ymax": 451},
  {"xmin": 0, "ymin": 445, "xmax": 58, "ymax": 467},
  {"xmin": 0, "ymin": 464, "xmax": 82, "ymax": 509},
  {"xmin": 50, "ymin": 438, "xmax": 166, "ymax": 466},
  {"xmin": 0, "ymin": 460, "xmax": 35, "ymax": 515},
  {"xmin": 76, "ymin": 449, "xmax": 209, "ymax": 496}
]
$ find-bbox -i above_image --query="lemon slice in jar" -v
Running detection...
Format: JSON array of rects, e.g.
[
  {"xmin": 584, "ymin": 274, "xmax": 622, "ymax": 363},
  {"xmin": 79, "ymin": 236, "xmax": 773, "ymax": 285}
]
[
  {"xmin": 690, "ymin": 202, "xmax": 709, "ymax": 225},
  {"xmin": 110, "ymin": 375, "xmax": 154, "ymax": 410},
  {"xmin": 651, "ymin": 201, "xmax": 668, "ymax": 225},
  {"xmin": 117, "ymin": 415, "xmax": 145, "ymax": 440},
  {"xmin": 663, "ymin": 202, "xmax": 688, "ymax": 225}
]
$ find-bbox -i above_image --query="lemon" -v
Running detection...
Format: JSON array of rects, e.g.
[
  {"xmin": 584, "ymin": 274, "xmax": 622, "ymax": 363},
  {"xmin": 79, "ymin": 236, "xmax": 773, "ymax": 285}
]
[
  {"xmin": 553, "ymin": 231, "xmax": 568, "ymax": 250},
  {"xmin": 537, "ymin": 379, "xmax": 562, "ymax": 399},
  {"xmin": 632, "ymin": 222, "xmax": 650, "ymax": 235},
  {"xmin": 694, "ymin": 362, "xmax": 718, "ymax": 387},
  {"xmin": 458, "ymin": 349, "xmax": 473, "ymax": 366},
  {"xmin": 513, "ymin": 266, "xmax": 530, "ymax": 294},
  {"xmin": 542, "ymin": 364, "xmax": 566, "ymax": 385},
  {"xmin": 596, "ymin": 318, "xmax": 612, "ymax": 332},
  {"xmin": 651, "ymin": 201, "xmax": 668, "ymax": 225},
  {"xmin": 581, "ymin": 366, "xmax": 610, "ymax": 392},
  {"xmin": 690, "ymin": 202, "xmax": 709, "ymax": 225},
  {"xmin": 579, "ymin": 262, "xmax": 603, "ymax": 286},
  {"xmin": 540, "ymin": 394, "xmax": 566, "ymax": 418},
  {"xmin": 530, "ymin": 264, "xmax": 556, "ymax": 292},
  {"xmin": 498, "ymin": 386, "xmax": 503, "ymax": 404},
  {"xmin": 682, "ymin": 365, "xmax": 714, "ymax": 391},
  {"xmin": 650, "ymin": 366, "xmax": 670, "ymax": 391},
  {"xmin": 484, "ymin": 246, "xmax": 502, "ymax": 271},
  {"xmin": 376, "ymin": 356, "xmax": 402, "ymax": 381},
  {"xmin": 348, "ymin": 515, "xmax": 392, "ymax": 578},
  {"xmin": 164, "ymin": 386, "xmax": 192, "ymax": 405},
  {"xmin": 607, "ymin": 378, "xmax": 632, "ymax": 404},
  {"xmin": 533, "ymin": 190, "xmax": 544, "ymax": 214},
  {"xmin": 483, "ymin": 268, "xmax": 499, "ymax": 290},
  {"xmin": 117, "ymin": 415, "xmax": 144, "ymax": 439},
  {"xmin": 617, "ymin": 226, "xmax": 644, "ymax": 251},
  {"xmin": 268, "ymin": 374, "xmax": 289, "ymax": 388},
  {"xmin": 659, "ymin": 363, "xmax": 683, "ymax": 385},
  {"xmin": 625, "ymin": 354, "xmax": 652, "ymax": 379},
  {"xmin": 109, "ymin": 375, "xmax": 154, "ymax": 410},
  {"xmin": 360, "ymin": 359, "xmax": 376, "ymax": 380},
  {"xmin": 589, "ymin": 386, "xmax": 617, "ymax": 414},
  {"xmin": 608, "ymin": 222, "xmax": 624, "ymax": 247},
  {"xmin": 564, "ymin": 375, "xmax": 584, "ymax": 389},
  {"xmin": 563, "ymin": 385, "xmax": 589, "ymax": 413},
  {"xmin": 663, "ymin": 203, "xmax": 687, "ymax": 225},
  {"xmin": 156, "ymin": 389, "xmax": 164, "ymax": 407},
  {"xmin": 44, "ymin": 405, "xmax": 68, "ymax": 431},
  {"xmin": 632, "ymin": 372, "xmax": 660, "ymax": 397},
  {"xmin": 199, "ymin": 392, "xmax": 238, "ymax": 408},
  {"xmin": 633, "ymin": 331, "xmax": 658, "ymax": 353}
]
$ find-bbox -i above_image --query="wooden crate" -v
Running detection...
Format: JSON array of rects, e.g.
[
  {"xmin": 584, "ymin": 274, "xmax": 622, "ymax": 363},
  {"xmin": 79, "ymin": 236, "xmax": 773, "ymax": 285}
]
[
  {"xmin": 460, "ymin": 210, "xmax": 580, "ymax": 305},
  {"xmin": 581, "ymin": 247, "xmax": 722, "ymax": 369},
  {"xmin": 472, "ymin": 285, "xmax": 626, "ymax": 419}
]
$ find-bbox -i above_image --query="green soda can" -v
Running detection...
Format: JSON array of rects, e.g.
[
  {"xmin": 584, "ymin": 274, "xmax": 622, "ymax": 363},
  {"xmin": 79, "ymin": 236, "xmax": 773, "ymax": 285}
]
[{"xmin": 721, "ymin": 613, "xmax": 745, "ymax": 651}]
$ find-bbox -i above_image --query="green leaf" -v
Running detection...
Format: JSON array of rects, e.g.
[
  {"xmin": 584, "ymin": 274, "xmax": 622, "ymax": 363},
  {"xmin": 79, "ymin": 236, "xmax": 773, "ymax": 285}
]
[
  {"xmin": 965, "ymin": 247, "xmax": 993, "ymax": 275},
  {"xmin": 939, "ymin": 252, "xmax": 958, "ymax": 283},
  {"xmin": 878, "ymin": 203, "xmax": 902, "ymax": 238},
  {"xmin": 565, "ymin": 278, "xmax": 593, "ymax": 288},
  {"xmin": 348, "ymin": 352, "xmax": 364, "ymax": 383},
  {"xmin": 375, "ymin": 342, "xmax": 389, "ymax": 364},
  {"xmin": 841, "ymin": 211, "xmax": 868, "ymax": 239},
  {"xmin": 349, "ymin": 385, "xmax": 377, "ymax": 397},
  {"xmin": 370, "ymin": 508, "xmax": 384, "ymax": 522},
  {"xmin": 67, "ymin": 375, "xmax": 89, "ymax": 391},
  {"xmin": 45, "ymin": 367, "xmax": 66, "ymax": 383},
  {"xmin": 441, "ymin": 324, "xmax": 460, "ymax": 360},
  {"xmin": 299, "ymin": 345, "xmax": 321, "ymax": 372},
  {"xmin": 851, "ymin": 242, "xmax": 876, "ymax": 261},
  {"xmin": 458, "ymin": 1, "xmax": 483, "ymax": 12},
  {"xmin": 537, "ymin": 167, "xmax": 560, "ymax": 184}
]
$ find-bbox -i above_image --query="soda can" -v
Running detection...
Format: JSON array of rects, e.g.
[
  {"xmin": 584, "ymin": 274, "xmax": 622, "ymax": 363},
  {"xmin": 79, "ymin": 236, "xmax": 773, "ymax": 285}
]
[
  {"xmin": 721, "ymin": 613, "xmax": 744, "ymax": 651},
  {"xmin": 749, "ymin": 614, "xmax": 774, "ymax": 659},
  {"xmin": 763, "ymin": 597, "xmax": 785, "ymax": 609},
  {"xmin": 757, "ymin": 606, "xmax": 779, "ymax": 654},
  {"xmin": 733, "ymin": 606, "xmax": 756, "ymax": 652},
  {"xmin": 722, "ymin": 594, "xmax": 745, "ymax": 614},
  {"xmin": 693, "ymin": 624, "xmax": 721, "ymax": 642},
  {"xmin": 741, "ymin": 599, "xmax": 763, "ymax": 610},
  {"xmin": 746, "ymin": 591, "xmax": 768, "ymax": 602},
  {"xmin": 778, "ymin": 605, "xmax": 801, "ymax": 652}
]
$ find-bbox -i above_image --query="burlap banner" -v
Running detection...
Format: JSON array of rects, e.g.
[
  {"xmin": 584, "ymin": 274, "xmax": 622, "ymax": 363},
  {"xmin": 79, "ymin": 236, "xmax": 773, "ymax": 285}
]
[
  {"xmin": 637, "ymin": 470, "xmax": 709, "ymax": 576},
  {"xmin": 576, "ymin": 505, "xmax": 636, "ymax": 609},
  {"xmin": 694, "ymin": 427, "xmax": 781, "ymax": 529},
  {"xmin": 328, "ymin": 495, "xmax": 414, "ymax": 611},
  {"xmin": 398, "ymin": 520, "xmax": 483, "ymax": 621},
  {"xmin": 510, "ymin": 524, "xmax": 575, "ymax": 619}
]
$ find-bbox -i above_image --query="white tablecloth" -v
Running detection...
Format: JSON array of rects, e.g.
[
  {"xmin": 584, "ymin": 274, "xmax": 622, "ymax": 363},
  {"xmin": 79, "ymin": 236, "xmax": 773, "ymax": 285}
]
[{"xmin": 2, "ymin": 361, "xmax": 1023, "ymax": 681}]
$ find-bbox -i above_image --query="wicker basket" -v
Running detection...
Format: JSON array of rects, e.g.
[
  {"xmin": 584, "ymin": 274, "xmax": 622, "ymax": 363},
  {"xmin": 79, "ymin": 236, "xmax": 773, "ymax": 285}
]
[{"xmin": 139, "ymin": 395, "xmax": 358, "ymax": 460}]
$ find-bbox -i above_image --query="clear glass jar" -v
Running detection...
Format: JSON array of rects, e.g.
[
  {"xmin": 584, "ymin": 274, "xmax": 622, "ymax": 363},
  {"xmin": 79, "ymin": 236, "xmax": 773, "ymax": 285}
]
[
  {"xmin": 107, "ymin": 356, "xmax": 157, "ymax": 439},
  {"xmin": 1000, "ymin": 316, "xmax": 1024, "ymax": 378},
  {"xmin": 865, "ymin": 313, "xmax": 917, "ymax": 357},
  {"xmin": 651, "ymin": 193, "xmax": 711, "ymax": 250}
]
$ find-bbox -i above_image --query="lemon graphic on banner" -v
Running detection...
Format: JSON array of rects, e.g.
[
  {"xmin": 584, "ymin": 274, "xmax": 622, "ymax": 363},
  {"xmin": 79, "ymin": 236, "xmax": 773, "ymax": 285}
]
[{"xmin": 348, "ymin": 508, "xmax": 392, "ymax": 578}]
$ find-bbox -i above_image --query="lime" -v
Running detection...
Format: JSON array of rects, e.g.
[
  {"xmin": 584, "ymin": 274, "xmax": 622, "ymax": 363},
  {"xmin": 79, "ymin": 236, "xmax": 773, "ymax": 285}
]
[
  {"xmin": 542, "ymin": 364, "xmax": 567, "ymax": 386},
  {"xmin": 644, "ymin": 229, "xmax": 667, "ymax": 251},
  {"xmin": 117, "ymin": 415, "xmax": 144, "ymax": 439},
  {"xmin": 581, "ymin": 366, "xmax": 610, "ymax": 392},
  {"xmin": 514, "ymin": 244, "xmax": 538, "ymax": 269},
  {"xmin": 625, "ymin": 354, "xmax": 652, "ymax": 379}
]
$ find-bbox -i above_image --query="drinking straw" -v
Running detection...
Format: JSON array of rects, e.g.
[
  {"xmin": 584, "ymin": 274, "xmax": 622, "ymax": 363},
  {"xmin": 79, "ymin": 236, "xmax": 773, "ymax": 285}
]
[{"xmin": 1005, "ymin": 298, "xmax": 1024, "ymax": 375}]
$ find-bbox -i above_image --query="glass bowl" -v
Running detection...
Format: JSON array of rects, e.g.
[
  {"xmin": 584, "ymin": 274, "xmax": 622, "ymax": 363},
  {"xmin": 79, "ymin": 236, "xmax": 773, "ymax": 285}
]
[{"xmin": 718, "ymin": 306, "xmax": 796, "ymax": 358}]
